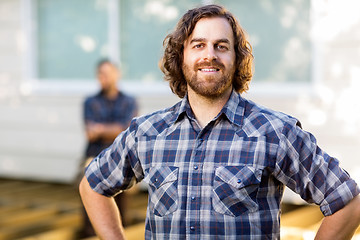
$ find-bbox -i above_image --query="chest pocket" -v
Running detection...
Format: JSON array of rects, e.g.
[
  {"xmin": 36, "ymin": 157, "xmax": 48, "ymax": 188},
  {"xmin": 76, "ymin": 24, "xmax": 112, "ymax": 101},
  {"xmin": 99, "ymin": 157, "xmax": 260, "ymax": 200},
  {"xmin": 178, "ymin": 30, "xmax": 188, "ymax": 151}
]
[
  {"xmin": 146, "ymin": 166, "xmax": 179, "ymax": 217},
  {"xmin": 212, "ymin": 165, "xmax": 262, "ymax": 217}
]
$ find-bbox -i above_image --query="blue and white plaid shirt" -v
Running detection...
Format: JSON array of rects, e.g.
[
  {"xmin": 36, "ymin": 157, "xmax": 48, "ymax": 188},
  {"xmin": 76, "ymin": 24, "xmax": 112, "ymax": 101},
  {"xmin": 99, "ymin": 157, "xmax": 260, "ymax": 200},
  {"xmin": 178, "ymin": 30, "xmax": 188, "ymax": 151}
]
[{"xmin": 86, "ymin": 90, "xmax": 359, "ymax": 239}]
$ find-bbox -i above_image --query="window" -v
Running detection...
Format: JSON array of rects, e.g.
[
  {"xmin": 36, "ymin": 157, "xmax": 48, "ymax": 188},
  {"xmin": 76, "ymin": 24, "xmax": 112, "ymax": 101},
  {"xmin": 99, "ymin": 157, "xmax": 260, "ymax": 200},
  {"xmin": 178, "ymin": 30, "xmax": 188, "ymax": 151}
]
[
  {"xmin": 37, "ymin": 0, "xmax": 109, "ymax": 80},
  {"xmin": 119, "ymin": 0, "xmax": 200, "ymax": 82},
  {"xmin": 30, "ymin": 0, "xmax": 311, "ymax": 92}
]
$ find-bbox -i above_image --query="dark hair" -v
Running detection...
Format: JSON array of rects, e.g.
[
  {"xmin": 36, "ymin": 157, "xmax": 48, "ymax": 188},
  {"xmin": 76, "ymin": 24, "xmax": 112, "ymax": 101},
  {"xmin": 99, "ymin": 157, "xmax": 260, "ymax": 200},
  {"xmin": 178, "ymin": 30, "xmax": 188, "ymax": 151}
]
[
  {"xmin": 96, "ymin": 58, "xmax": 117, "ymax": 71},
  {"xmin": 160, "ymin": 4, "xmax": 253, "ymax": 98}
]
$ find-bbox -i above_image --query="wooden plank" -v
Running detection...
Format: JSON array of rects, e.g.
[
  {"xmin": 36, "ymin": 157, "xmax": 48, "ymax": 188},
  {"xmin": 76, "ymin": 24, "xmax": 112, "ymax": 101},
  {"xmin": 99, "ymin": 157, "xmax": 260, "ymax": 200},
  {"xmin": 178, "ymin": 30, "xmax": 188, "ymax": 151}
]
[
  {"xmin": 0, "ymin": 180, "xmax": 24, "ymax": 191},
  {"xmin": 0, "ymin": 187, "xmax": 81, "ymax": 214},
  {"xmin": 0, "ymin": 207, "xmax": 59, "ymax": 227},
  {"xmin": 32, "ymin": 190, "xmax": 81, "ymax": 205},
  {"xmin": 81, "ymin": 237, "xmax": 99, "ymax": 240},
  {"xmin": 0, "ymin": 179, "xmax": 83, "ymax": 239},
  {"xmin": 0, "ymin": 181, "xmax": 77, "ymax": 200},
  {"xmin": 281, "ymin": 226, "xmax": 316, "ymax": 240},
  {"xmin": 0, "ymin": 201, "xmax": 28, "ymax": 215},
  {"xmin": 281, "ymin": 205, "xmax": 323, "ymax": 228},
  {"xmin": 16, "ymin": 227, "xmax": 78, "ymax": 240},
  {"xmin": 0, "ymin": 211, "xmax": 82, "ymax": 240},
  {"xmin": 80, "ymin": 223, "xmax": 145, "ymax": 240},
  {"xmin": 0, "ymin": 179, "xmax": 149, "ymax": 240},
  {"xmin": 125, "ymin": 222, "xmax": 145, "ymax": 240}
]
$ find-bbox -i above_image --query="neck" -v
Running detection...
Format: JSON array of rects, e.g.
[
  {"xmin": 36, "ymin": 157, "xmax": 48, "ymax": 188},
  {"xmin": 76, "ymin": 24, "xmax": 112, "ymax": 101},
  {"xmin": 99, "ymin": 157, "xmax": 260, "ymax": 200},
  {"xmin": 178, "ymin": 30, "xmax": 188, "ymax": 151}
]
[
  {"xmin": 187, "ymin": 87, "xmax": 232, "ymax": 128},
  {"xmin": 103, "ymin": 88, "xmax": 119, "ymax": 99}
]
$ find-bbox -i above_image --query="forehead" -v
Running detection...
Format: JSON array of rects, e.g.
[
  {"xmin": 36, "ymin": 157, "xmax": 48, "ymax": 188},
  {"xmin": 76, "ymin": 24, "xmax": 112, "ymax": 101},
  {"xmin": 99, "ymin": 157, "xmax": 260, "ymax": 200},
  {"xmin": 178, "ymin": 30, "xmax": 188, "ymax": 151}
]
[{"xmin": 187, "ymin": 17, "xmax": 234, "ymax": 43}]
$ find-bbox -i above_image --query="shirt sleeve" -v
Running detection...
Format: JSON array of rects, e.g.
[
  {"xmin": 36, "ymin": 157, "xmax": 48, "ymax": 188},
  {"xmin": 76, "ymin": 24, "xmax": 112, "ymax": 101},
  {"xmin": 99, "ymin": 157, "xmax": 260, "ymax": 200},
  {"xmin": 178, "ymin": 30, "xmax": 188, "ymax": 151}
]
[
  {"xmin": 83, "ymin": 97, "xmax": 94, "ymax": 123},
  {"xmin": 84, "ymin": 122, "xmax": 143, "ymax": 197},
  {"xmin": 274, "ymin": 121, "xmax": 360, "ymax": 216}
]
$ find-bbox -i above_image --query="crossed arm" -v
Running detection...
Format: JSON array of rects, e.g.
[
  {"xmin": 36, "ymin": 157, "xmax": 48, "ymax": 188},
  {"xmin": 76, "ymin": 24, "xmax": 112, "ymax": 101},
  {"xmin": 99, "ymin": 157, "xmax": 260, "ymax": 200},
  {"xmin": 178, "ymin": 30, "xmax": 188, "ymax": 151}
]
[{"xmin": 85, "ymin": 122, "xmax": 127, "ymax": 143}]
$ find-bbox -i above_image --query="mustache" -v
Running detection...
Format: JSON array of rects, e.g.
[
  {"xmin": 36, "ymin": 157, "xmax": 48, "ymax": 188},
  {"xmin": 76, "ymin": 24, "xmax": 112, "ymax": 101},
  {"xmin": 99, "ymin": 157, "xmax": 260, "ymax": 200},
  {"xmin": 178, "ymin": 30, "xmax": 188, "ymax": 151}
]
[{"xmin": 194, "ymin": 60, "xmax": 225, "ymax": 70}]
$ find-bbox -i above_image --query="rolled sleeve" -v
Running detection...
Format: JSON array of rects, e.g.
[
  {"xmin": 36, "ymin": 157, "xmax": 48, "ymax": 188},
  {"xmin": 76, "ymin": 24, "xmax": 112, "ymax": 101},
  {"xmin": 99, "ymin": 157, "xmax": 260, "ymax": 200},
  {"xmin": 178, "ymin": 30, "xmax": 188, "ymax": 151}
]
[
  {"xmin": 275, "ymin": 121, "xmax": 360, "ymax": 216},
  {"xmin": 319, "ymin": 175, "xmax": 360, "ymax": 216},
  {"xmin": 85, "ymin": 155, "xmax": 116, "ymax": 197},
  {"xmin": 85, "ymin": 125, "xmax": 142, "ymax": 197}
]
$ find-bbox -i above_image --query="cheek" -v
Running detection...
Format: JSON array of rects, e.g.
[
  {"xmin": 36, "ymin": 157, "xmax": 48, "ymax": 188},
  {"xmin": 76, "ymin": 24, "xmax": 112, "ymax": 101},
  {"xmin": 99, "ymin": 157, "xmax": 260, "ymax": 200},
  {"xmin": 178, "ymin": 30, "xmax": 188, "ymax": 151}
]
[
  {"xmin": 183, "ymin": 49, "xmax": 199, "ymax": 67},
  {"xmin": 182, "ymin": 54, "xmax": 191, "ymax": 67},
  {"xmin": 225, "ymin": 55, "xmax": 236, "ymax": 71}
]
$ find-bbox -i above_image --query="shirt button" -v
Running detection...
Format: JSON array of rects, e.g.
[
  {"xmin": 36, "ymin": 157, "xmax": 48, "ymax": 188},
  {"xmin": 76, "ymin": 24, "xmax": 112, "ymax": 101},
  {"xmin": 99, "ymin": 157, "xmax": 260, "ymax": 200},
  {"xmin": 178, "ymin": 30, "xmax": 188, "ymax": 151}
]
[
  {"xmin": 237, "ymin": 179, "xmax": 241, "ymax": 184},
  {"xmin": 191, "ymin": 196, "xmax": 195, "ymax": 201},
  {"xmin": 154, "ymin": 178, "xmax": 158, "ymax": 182},
  {"xmin": 190, "ymin": 226, "xmax": 195, "ymax": 231},
  {"xmin": 194, "ymin": 165, "xmax": 198, "ymax": 170}
]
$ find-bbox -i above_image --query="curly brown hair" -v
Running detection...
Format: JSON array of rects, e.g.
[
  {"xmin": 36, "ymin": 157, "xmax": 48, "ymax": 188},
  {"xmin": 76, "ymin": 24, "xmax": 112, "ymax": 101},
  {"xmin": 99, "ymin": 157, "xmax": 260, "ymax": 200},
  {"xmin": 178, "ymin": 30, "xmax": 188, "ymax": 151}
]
[{"xmin": 160, "ymin": 4, "xmax": 254, "ymax": 98}]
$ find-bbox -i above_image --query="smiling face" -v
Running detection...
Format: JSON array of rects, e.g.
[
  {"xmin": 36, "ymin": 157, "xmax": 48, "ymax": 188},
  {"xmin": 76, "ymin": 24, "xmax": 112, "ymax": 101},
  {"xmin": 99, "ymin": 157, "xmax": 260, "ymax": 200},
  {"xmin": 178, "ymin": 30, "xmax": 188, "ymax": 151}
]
[{"xmin": 182, "ymin": 17, "xmax": 236, "ymax": 99}]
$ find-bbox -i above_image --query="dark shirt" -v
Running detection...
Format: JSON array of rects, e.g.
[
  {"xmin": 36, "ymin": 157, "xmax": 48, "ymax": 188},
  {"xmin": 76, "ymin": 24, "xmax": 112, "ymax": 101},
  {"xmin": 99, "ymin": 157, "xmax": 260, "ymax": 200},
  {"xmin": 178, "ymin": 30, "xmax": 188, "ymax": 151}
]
[{"xmin": 83, "ymin": 90, "xmax": 137, "ymax": 157}]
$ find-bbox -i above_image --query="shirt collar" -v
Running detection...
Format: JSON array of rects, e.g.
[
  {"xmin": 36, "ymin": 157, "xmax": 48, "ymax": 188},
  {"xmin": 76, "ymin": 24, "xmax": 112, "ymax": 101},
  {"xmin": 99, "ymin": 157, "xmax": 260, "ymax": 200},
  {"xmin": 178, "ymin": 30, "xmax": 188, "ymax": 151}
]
[
  {"xmin": 175, "ymin": 95, "xmax": 195, "ymax": 122},
  {"xmin": 220, "ymin": 90, "xmax": 245, "ymax": 127},
  {"xmin": 174, "ymin": 90, "xmax": 245, "ymax": 127}
]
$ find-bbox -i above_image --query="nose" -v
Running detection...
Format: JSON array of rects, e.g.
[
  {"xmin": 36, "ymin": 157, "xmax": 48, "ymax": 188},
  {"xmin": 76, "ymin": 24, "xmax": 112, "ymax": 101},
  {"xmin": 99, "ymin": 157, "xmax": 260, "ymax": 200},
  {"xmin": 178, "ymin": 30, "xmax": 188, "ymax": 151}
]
[{"xmin": 203, "ymin": 46, "xmax": 217, "ymax": 61}]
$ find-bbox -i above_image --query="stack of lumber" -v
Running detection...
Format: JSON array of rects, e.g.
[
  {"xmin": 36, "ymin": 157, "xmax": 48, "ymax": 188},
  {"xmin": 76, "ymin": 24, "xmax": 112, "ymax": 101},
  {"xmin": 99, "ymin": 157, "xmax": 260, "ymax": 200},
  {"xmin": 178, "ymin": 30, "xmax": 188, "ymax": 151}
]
[
  {"xmin": 0, "ymin": 178, "xmax": 148, "ymax": 240},
  {"xmin": 0, "ymin": 178, "xmax": 82, "ymax": 240}
]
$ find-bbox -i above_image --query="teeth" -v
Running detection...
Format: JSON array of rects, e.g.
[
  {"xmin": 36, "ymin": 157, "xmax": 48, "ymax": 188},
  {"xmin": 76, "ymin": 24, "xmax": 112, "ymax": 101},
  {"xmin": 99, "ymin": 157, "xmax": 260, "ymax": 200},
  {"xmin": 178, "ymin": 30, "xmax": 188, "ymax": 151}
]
[{"xmin": 201, "ymin": 68, "xmax": 218, "ymax": 72}]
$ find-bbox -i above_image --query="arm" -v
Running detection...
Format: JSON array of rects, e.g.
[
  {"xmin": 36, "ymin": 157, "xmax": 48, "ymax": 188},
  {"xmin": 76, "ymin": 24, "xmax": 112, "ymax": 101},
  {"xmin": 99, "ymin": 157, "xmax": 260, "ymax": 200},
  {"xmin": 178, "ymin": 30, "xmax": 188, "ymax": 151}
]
[
  {"xmin": 79, "ymin": 176, "xmax": 127, "ymax": 240},
  {"xmin": 315, "ymin": 195, "xmax": 360, "ymax": 240},
  {"xmin": 84, "ymin": 95, "xmax": 138, "ymax": 143},
  {"xmin": 86, "ymin": 122, "xmax": 127, "ymax": 143}
]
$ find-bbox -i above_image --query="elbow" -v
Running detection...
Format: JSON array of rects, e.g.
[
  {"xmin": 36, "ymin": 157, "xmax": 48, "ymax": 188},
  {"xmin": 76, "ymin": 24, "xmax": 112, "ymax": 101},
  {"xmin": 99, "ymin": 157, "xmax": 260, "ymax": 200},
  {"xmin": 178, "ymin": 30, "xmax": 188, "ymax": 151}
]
[
  {"xmin": 354, "ymin": 195, "xmax": 360, "ymax": 222},
  {"xmin": 79, "ymin": 176, "xmax": 89, "ymax": 198}
]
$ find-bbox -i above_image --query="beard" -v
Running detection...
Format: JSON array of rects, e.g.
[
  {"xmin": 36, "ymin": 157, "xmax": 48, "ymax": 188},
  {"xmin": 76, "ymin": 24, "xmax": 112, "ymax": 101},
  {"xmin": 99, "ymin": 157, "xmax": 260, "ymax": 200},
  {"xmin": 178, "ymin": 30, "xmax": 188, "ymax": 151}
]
[{"xmin": 182, "ymin": 60, "xmax": 234, "ymax": 99}]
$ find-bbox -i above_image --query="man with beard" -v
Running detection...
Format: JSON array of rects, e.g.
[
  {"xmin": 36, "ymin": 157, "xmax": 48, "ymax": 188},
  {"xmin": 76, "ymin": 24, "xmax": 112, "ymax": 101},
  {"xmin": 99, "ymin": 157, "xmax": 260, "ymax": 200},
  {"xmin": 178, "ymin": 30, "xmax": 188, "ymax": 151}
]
[
  {"xmin": 79, "ymin": 5, "xmax": 360, "ymax": 239},
  {"xmin": 80, "ymin": 59, "xmax": 138, "ymax": 237}
]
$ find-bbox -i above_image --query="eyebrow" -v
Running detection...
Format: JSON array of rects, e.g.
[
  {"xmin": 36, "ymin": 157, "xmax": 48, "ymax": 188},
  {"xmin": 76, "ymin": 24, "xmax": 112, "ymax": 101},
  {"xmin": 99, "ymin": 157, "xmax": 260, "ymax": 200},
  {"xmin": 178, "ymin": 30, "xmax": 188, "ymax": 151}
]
[{"xmin": 190, "ymin": 38, "xmax": 231, "ymax": 45}]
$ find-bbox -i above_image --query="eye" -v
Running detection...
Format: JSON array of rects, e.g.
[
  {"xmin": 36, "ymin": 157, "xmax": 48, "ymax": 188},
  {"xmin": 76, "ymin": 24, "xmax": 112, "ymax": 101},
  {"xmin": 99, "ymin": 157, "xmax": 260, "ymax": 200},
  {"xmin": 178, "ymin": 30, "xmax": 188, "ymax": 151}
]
[
  {"xmin": 216, "ymin": 44, "xmax": 228, "ymax": 51},
  {"xmin": 193, "ymin": 43, "xmax": 204, "ymax": 49}
]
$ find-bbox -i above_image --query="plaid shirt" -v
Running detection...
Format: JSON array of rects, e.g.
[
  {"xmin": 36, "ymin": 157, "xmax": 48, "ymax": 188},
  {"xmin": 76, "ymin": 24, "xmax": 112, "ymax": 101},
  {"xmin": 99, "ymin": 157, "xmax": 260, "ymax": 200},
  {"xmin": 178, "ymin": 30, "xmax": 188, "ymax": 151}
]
[
  {"xmin": 84, "ymin": 91, "xmax": 138, "ymax": 157},
  {"xmin": 86, "ymin": 90, "xmax": 359, "ymax": 239}
]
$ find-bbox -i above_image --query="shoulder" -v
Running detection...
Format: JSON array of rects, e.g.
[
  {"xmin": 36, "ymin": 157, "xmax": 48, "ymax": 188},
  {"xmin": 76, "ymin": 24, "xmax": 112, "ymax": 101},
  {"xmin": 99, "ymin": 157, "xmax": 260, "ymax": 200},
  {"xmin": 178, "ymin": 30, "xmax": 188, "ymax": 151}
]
[
  {"xmin": 118, "ymin": 91, "xmax": 136, "ymax": 101},
  {"xmin": 129, "ymin": 101, "xmax": 182, "ymax": 136},
  {"xmin": 118, "ymin": 92, "xmax": 137, "ymax": 105},
  {"xmin": 241, "ymin": 98, "xmax": 300, "ymax": 137},
  {"xmin": 84, "ymin": 92, "xmax": 102, "ymax": 105}
]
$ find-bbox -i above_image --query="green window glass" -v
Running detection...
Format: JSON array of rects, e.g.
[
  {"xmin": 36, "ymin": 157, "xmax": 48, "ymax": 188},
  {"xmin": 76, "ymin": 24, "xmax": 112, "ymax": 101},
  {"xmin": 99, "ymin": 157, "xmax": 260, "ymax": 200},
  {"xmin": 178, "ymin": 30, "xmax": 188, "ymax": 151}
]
[
  {"xmin": 37, "ymin": 0, "xmax": 108, "ymax": 80},
  {"xmin": 220, "ymin": 0, "xmax": 311, "ymax": 83},
  {"xmin": 119, "ymin": 0, "xmax": 202, "ymax": 82},
  {"xmin": 36, "ymin": 0, "xmax": 310, "ymax": 84}
]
